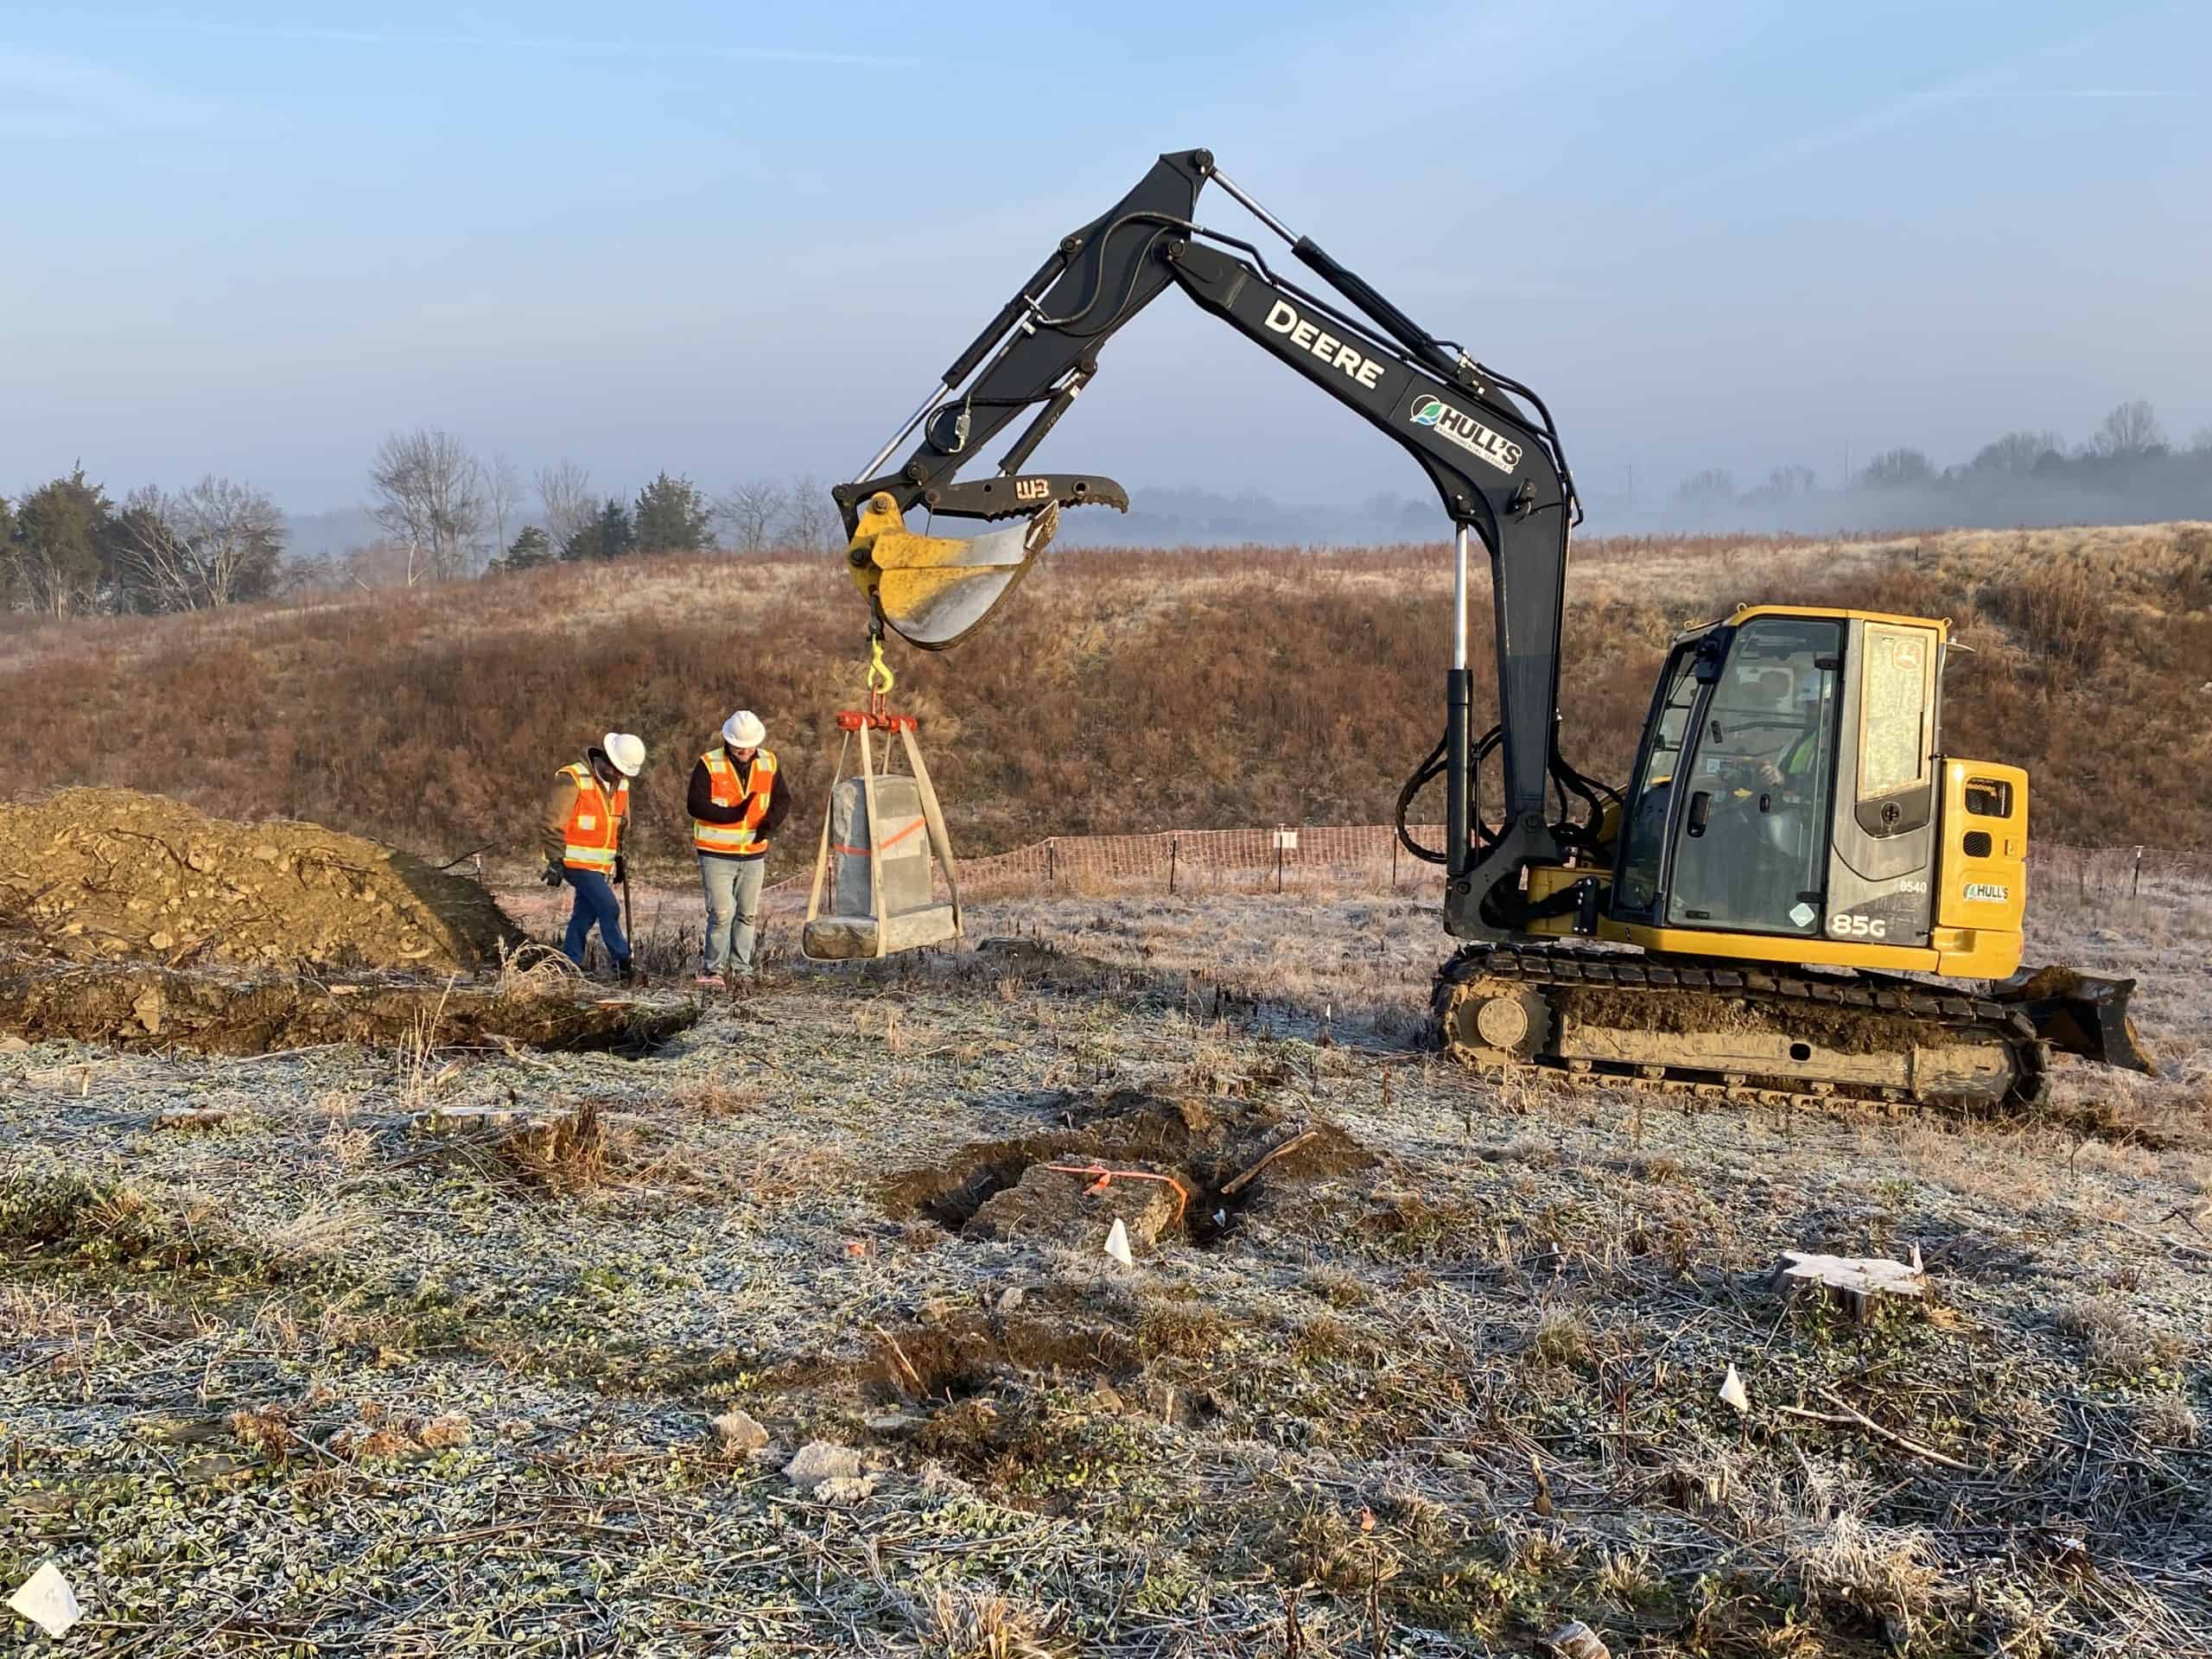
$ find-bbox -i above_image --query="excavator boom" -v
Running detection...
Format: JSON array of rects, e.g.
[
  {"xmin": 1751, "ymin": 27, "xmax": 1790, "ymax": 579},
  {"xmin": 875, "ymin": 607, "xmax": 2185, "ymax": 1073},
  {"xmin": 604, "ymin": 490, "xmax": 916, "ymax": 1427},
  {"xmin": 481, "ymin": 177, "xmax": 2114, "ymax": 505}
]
[{"xmin": 834, "ymin": 148, "xmax": 1589, "ymax": 941}]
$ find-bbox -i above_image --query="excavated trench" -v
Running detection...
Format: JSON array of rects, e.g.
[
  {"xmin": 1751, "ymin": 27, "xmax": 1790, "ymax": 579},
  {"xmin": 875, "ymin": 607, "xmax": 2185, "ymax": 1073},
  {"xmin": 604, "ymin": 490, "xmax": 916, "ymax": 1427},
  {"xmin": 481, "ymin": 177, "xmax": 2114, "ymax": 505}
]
[{"xmin": 0, "ymin": 960, "xmax": 697, "ymax": 1057}]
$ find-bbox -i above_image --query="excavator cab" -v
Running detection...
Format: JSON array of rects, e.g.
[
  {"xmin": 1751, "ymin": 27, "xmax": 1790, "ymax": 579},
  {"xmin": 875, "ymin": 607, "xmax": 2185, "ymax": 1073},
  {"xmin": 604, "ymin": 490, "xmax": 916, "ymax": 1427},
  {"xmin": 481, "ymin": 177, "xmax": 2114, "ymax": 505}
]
[{"xmin": 1603, "ymin": 607, "xmax": 2021, "ymax": 976}]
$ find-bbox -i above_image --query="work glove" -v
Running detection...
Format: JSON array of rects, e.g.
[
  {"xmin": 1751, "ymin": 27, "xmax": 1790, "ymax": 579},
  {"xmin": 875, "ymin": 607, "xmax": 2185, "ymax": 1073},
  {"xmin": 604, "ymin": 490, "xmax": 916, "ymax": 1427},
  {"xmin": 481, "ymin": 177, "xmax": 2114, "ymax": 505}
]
[
  {"xmin": 613, "ymin": 855, "xmax": 627, "ymax": 887},
  {"xmin": 541, "ymin": 859, "xmax": 563, "ymax": 888}
]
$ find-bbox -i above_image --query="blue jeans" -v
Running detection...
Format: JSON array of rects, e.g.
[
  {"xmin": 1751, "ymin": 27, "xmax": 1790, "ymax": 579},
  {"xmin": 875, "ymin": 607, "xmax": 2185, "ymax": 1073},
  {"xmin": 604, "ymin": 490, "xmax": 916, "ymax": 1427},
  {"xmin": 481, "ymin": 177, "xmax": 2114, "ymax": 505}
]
[
  {"xmin": 562, "ymin": 868, "xmax": 629, "ymax": 969},
  {"xmin": 699, "ymin": 855, "xmax": 766, "ymax": 975}
]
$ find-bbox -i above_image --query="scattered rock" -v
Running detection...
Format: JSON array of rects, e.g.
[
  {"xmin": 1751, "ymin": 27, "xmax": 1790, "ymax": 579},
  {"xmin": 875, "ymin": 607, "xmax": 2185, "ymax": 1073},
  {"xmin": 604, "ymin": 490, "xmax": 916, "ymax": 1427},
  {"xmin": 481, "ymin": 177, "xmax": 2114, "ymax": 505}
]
[
  {"xmin": 1548, "ymin": 1620, "xmax": 1611, "ymax": 1659},
  {"xmin": 996, "ymin": 1283, "xmax": 1027, "ymax": 1314},
  {"xmin": 812, "ymin": 1473, "xmax": 878, "ymax": 1505},
  {"xmin": 0, "ymin": 1033, "xmax": 29, "ymax": 1052},
  {"xmin": 784, "ymin": 1440, "xmax": 863, "ymax": 1492},
  {"xmin": 9, "ymin": 1560, "xmax": 83, "ymax": 1638},
  {"xmin": 711, "ymin": 1409, "xmax": 769, "ymax": 1452}
]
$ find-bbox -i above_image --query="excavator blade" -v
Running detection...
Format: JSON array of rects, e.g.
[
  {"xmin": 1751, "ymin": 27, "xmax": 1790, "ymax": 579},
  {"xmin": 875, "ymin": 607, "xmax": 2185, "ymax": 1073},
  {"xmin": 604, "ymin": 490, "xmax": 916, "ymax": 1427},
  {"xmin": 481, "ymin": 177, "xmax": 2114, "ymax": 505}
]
[
  {"xmin": 847, "ymin": 493, "xmax": 1060, "ymax": 651},
  {"xmin": 1996, "ymin": 966, "xmax": 2158, "ymax": 1076}
]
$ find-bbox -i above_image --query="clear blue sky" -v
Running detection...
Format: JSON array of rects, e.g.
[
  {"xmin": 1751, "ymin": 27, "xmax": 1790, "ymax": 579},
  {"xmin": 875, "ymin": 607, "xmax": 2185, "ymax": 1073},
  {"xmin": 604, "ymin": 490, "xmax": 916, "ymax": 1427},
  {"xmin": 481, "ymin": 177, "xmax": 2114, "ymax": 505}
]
[{"xmin": 3, "ymin": 0, "xmax": 2207, "ymax": 514}]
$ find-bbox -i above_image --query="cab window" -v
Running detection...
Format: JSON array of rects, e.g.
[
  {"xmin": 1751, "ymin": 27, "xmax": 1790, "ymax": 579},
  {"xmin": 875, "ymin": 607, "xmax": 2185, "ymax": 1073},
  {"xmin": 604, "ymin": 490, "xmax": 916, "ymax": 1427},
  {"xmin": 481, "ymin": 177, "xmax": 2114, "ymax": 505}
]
[{"xmin": 1859, "ymin": 625, "xmax": 1935, "ymax": 801}]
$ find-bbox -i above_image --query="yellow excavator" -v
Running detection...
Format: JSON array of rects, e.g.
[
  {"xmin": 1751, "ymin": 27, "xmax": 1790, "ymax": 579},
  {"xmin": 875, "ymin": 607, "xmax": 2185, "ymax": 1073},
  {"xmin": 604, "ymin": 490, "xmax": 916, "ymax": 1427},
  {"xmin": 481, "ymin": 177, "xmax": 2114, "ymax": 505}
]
[{"xmin": 831, "ymin": 149, "xmax": 2151, "ymax": 1111}]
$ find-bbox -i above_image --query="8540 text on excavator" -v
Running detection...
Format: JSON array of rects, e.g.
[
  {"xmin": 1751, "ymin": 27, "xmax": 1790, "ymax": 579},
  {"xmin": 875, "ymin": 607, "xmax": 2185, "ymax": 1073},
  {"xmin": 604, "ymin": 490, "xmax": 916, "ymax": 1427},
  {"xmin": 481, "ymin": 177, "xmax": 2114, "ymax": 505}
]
[{"xmin": 829, "ymin": 146, "xmax": 2152, "ymax": 1113}]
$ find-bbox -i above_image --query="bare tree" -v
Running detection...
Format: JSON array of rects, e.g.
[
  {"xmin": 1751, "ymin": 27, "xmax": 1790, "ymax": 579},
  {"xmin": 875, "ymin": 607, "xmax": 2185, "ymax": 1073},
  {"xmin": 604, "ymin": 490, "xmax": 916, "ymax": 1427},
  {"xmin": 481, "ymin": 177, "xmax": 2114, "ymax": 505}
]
[
  {"xmin": 782, "ymin": 472, "xmax": 837, "ymax": 553},
  {"xmin": 368, "ymin": 428, "xmax": 484, "ymax": 583},
  {"xmin": 484, "ymin": 452, "xmax": 522, "ymax": 570},
  {"xmin": 2089, "ymin": 399, "xmax": 2166, "ymax": 458},
  {"xmin": 1671, "ymin": 467, "xmax": 1736, "ymax": 505},
  {"xmin": 534, "ymin": 459, "xmax": 594, "ymax": 554},
  {"xmin": 2190, "ymin": 426, "xmax": 2212, "ymax": 457},
  {"xmin": 715, "ymin": 478, "xmax": 790, "ymax": 556},
  {"xmin": 1858, "ymin": 448, "xmax": 1934, "ymax": 490},
  {"xmin": 1969, "ymin": 430, "xmax": 2062, "ymax": 475},
  {"xmin": 115, "ymin": 476, "xmax": 285, "ymax": 610}
]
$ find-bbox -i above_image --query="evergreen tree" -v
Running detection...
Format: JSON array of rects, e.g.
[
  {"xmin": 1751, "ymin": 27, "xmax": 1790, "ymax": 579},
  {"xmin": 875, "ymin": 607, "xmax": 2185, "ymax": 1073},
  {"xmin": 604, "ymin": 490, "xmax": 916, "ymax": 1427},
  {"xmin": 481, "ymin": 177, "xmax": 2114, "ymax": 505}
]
[
  {"xmin": 562, "ymin": 498, "xmax": 636, "ymax": 563},
  {"xmin": 3, "ymin": 467, "xmax": 118, "ymax": 616},
  {"xmin": 632, "ymin": 470, "xmax": 711, "ymax": 554},
  {"xmin": 497, "ymin": 524, "xmax": 553, "ymax": 571}
]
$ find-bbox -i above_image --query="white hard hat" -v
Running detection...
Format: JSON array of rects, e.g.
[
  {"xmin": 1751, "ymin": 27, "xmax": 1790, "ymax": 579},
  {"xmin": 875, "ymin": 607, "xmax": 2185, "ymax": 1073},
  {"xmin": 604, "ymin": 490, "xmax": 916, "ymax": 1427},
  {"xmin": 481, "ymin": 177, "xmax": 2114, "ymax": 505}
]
[
  {"xmin": 721, "ymin": 710, "xmax": 766, "ymax": 749},
  {"xmin": 601, "ymin": 732, "xmax": 645, "ymax": 778}
]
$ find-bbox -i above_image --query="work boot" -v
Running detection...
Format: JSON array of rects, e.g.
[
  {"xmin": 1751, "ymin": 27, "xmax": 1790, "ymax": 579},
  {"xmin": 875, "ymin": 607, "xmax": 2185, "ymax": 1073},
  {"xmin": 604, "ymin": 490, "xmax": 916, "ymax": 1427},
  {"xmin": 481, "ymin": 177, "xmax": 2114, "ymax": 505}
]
[
  {"xmin": 616, "ymin": 959, "xmax": 636, "ymax": 987},
  {"xmin": 695, "ymin": 974, "xmax": 725, "ymax": 992}
]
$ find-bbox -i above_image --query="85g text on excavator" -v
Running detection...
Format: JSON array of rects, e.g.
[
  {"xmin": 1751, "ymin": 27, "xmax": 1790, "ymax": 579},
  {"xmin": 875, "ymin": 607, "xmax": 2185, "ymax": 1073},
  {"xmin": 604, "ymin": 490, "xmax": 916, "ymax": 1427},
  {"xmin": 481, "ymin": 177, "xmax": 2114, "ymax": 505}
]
[{"xmin": 831, "ymin": 147, "xmax": 2152, "ymax": 1113}]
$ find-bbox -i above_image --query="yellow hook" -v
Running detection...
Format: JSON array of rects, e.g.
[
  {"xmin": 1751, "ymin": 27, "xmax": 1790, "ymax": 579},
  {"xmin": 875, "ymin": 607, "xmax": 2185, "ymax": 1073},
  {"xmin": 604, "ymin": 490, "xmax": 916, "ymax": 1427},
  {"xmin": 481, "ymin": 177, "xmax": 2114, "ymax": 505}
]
[{"xmin": 866, "ymin": 636, "xmax": 895, "ymax": 697}]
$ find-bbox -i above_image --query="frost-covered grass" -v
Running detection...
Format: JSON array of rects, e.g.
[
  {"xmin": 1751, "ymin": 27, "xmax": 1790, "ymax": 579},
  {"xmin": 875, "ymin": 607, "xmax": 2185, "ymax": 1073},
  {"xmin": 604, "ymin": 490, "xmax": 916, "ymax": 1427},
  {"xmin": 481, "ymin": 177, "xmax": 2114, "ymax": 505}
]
[{"xmin": 3, "ymin": 879, "xmax": 2208, "ymax": 1656}]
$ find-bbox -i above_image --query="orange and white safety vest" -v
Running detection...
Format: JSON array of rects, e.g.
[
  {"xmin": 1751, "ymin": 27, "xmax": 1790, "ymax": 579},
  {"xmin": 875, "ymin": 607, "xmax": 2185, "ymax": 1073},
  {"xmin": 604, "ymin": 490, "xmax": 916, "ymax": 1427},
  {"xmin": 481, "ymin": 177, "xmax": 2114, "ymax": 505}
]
[
  {"xmin": 558, "ymin": 762, "xmax": 628, "ymax": 872},
  {"xmin": 694, "ymin": 746, "xmax": 778, "ymax": 856}
]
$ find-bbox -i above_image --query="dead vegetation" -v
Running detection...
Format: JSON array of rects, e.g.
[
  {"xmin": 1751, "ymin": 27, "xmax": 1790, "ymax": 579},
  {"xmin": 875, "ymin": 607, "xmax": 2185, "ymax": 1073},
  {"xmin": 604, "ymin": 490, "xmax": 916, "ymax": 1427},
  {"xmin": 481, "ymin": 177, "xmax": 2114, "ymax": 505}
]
[{"xmin": 0, "ymin": 524, "xmax": 2204, "ymax": 880}]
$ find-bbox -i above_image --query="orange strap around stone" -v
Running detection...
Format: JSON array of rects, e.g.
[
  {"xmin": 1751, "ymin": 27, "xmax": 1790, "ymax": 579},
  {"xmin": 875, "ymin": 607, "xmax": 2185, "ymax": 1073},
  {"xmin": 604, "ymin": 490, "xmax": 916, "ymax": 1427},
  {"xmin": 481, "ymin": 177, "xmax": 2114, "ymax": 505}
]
[{"xmin": 1043, "ymin": 1163, "xmax": 1191, "ymax": 1226}]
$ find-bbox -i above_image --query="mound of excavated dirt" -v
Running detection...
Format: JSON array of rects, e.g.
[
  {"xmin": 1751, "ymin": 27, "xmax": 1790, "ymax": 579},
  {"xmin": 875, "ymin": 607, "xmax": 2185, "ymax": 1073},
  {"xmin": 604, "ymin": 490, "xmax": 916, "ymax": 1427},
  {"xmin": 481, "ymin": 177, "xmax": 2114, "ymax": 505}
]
[{"xmin": 0, "ymin": 789, "xmax": 522, "ymax": 975}]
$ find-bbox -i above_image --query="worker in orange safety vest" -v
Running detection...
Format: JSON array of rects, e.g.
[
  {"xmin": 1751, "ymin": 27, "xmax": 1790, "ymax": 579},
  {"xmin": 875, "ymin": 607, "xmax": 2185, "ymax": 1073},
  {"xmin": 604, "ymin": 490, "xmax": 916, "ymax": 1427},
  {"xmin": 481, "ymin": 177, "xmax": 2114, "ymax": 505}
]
[
  {"xmin": 540, "ymin": 732, "xmax": 645, "ymax": 981},
  {"xmin": 687, "ymin": 709, "xmax": 789, "ymax": 986}
]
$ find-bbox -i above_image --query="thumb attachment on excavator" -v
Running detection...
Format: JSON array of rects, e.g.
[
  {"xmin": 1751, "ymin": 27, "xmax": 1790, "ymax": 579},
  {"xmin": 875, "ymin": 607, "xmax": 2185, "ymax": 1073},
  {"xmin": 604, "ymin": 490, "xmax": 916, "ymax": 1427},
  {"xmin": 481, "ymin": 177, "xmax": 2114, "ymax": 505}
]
[{"xmin": 846, "ymin": 492, "xmax": 1059, "ymax": 650}]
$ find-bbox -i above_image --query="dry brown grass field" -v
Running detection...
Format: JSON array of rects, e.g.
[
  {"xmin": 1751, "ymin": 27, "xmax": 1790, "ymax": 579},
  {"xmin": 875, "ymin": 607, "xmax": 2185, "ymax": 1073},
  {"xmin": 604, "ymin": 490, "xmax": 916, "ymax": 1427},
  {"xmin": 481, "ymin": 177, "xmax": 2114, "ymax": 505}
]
[
  {"xmin": 3, "ymin": 523, "xmax": 2209, "ymax": 1656},
  {"xmin": 0, "ymin": 522, "xmax": 2205, "ymax": 873}
]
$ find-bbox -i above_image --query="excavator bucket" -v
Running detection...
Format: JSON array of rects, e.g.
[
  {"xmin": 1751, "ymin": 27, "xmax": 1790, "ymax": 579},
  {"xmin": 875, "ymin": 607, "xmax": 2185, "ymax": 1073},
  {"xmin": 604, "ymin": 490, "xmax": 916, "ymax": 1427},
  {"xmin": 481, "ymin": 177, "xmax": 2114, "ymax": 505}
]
[
  {"xmin": 1996, "ymin": 965, "xmax": 2158, "ymax": 1075},
  {"xmin": 846, "ymin": 492, "xmax": 1060, "ymax": 651}
]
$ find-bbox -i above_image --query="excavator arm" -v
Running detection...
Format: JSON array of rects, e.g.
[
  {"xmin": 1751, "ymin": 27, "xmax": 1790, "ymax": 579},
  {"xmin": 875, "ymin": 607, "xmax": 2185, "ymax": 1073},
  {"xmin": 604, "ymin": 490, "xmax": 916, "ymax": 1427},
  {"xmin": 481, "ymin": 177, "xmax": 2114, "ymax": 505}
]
[{"xmin": 832, "ymin": 148, "xmax": 1592, "ymax": 939}]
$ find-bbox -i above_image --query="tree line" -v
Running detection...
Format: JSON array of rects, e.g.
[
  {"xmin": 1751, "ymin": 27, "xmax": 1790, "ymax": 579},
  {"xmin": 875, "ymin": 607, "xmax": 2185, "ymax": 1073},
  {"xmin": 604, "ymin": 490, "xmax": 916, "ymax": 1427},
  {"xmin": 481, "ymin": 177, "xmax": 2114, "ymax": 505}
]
[
  {"xmin": 0, "ymin": 429, "xmax": 855, "ymax": 618},
  {"xmin": 1669, "ymin": 399, "xmax": 2212, "ymax": 508},
  {"xmin": 363, "ymin": 429, "xmax": 845, "ymax": 582},
  {"xmin": 0, "ymin": 469, "xmax": 287, "ymax": 619}
]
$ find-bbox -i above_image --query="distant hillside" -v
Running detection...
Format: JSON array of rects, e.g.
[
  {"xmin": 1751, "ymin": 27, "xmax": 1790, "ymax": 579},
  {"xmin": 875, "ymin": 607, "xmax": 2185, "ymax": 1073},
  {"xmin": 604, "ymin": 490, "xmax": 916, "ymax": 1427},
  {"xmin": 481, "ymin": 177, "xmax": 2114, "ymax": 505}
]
[{"xmin": 1, "ymin": 524, "xmax": 2204, "ymax": 872}]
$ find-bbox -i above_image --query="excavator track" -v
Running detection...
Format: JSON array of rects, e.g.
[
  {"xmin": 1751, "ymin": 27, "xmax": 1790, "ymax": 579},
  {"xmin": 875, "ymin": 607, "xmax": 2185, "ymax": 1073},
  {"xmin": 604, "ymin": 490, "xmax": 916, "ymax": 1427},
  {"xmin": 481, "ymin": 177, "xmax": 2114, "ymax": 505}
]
[{"xmin": 1433, "ymin": 944, "xmax": 2050, "ymax": 1114}]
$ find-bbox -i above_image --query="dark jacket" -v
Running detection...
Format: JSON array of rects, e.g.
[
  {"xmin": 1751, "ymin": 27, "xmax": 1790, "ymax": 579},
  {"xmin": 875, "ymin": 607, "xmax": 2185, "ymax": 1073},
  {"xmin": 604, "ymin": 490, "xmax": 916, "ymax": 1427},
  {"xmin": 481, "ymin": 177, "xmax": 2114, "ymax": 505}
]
[{"xmin": 687, "ymin": 746, "xmax": 791, "ymax": 860}]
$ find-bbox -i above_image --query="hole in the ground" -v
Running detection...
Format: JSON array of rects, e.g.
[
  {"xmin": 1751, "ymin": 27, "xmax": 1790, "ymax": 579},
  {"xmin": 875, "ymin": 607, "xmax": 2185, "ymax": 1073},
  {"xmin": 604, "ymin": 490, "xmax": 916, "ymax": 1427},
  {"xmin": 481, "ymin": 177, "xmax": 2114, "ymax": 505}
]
[
  {"xmin": 1789, "ymin": 1041, "xmax": 1813, "ymax": 1062},
  {"xmin": 866, "ymin": 1314, "xmax": 1142, "ymax": 1407},
  {"xmin": 880, "ymin": 1090, "xmax": 1376, "ymax": 1255}
]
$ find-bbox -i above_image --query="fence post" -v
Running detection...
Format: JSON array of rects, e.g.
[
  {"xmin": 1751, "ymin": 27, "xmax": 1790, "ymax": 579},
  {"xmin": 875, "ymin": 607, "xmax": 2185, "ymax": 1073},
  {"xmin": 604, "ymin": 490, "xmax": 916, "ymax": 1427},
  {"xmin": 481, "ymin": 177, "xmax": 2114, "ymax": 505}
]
[
  {"xmin": 1169, "ymin": 836, "xmax": 1178, "ymax": 896},
  {"xmin": 1391, "ymin": 834, "xmax": 1398, "ymax": 892},
  {"xmin": 2133, "ymin": 845, "xmax": 2144, "ymax": 898},
  {"xmin": 1046, "ymin": 839, "xmax": 1056, "ymax": 891},
  {"xmin": 1275, "ymin": 826, "xmax": 1285, "ymax": 893}
]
